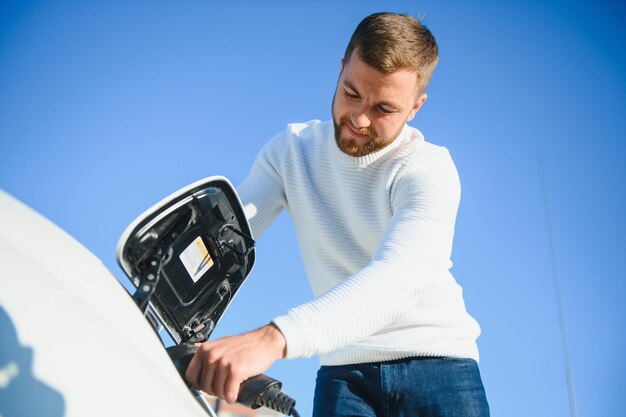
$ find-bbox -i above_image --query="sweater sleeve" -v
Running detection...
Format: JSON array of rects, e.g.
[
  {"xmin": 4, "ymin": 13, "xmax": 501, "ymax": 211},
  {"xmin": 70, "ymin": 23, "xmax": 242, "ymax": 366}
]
[
  {"xmin": 237, "ymin": 133, "xmax": 288, "ymax": 240},
  {"xmin": 272, "ymin": 150, "xmax": 461, "ymax": 359}
]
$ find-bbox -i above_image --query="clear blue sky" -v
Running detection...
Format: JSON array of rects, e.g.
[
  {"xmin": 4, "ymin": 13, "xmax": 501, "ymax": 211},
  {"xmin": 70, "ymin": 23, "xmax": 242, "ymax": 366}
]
[{"xmin": 1, "ymin": 1, "xmax": 624, "ymax": 416}]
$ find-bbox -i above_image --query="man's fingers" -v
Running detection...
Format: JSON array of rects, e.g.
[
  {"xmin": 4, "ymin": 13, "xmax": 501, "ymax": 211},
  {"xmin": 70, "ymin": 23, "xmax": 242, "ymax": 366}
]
[
  {"xmin": 200, "ymin": 359, "xmax": 217, "ymax": 397},
  {"xmin": 185, "ymin": 349, "xmax": 203, "ymax": 387},
  {"xmin": 210, "ymin": 359, "xmax": 229, "ymax": 400},
  {"xmin": 181, "ymin": 326, "xmax": 283, "ymax": 403},
  {"xmin": 224, "ymin": 373, "xmax": 242, "ymax": 404}
]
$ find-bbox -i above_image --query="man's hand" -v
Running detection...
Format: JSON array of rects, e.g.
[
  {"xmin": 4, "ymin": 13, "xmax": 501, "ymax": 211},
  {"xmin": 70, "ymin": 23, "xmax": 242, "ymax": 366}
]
[{"xmin": 184, "ymin": 323, "xmax": 287, "ymax": 404}]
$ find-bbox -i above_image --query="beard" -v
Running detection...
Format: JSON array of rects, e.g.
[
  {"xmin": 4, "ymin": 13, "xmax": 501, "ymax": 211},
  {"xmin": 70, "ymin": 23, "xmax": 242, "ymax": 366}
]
[
  {"xmin": 331, "ymin": 90, "xmax": 406, "ymax": 157},
  {"xmin": 333, "ymin": 116, "xmax": 405, "ymax": 157},
  {"xmin": 333, "ymin": 117, "xmax": 381, "ymax": 157}
]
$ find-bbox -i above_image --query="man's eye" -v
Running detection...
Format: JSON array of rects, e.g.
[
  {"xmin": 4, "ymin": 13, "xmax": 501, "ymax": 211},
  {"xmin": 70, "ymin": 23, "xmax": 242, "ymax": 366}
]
[
  {"xmin": 344, "ymin": 90, "xmax": 358, "ymax": 99},
  {"xmin": 377, "ymin": 105, "xmax": 395, "ymax": 114}
]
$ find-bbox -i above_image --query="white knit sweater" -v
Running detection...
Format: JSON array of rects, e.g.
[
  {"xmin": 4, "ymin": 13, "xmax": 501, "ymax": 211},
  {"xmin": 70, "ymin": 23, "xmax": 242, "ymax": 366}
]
[{"xmin": 237, "ymin": 120, "xmax": 481, "ymax": 366}]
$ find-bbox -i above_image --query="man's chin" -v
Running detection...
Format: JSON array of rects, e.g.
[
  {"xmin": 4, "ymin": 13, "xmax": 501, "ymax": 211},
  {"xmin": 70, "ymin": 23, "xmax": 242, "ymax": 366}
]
[
  {"xmin": 336, "ymin": 136, "xmax": 380, "ymax": 157},
  {"xmin": 334, "ymin": 122, "xmax": 379, "ymax": 157},
  {"xmin": 336, "ymin": 137, "xmax": 360, "ymax": 156}
]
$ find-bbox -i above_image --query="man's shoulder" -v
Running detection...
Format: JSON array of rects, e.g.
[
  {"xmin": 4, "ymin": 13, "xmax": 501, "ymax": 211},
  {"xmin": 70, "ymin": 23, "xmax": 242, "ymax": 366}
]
[
  {"xmin": 396, "ymin": 126, "xmax": 455, "ymax": 169},
  {"xmin": 392, "ymin": 127, "xmax": 459, "ymax": 189},
  {"xmin": 411, "ymin": 131, "xmax": 450, "ymax": 158},
  {"xmin": 258, "ymin": 120, "xmax": 330, "ymax": 163},
  {"xmin": 282, "ymin": 119, "xmax": 329, "ymax": 140},
  {"xmin": 262, "ymin": 120, "xmax": 331, "ymax": 156},
  {"xmin": 392, "ymin": 135, "xmax": 461, "ymax": 207}
]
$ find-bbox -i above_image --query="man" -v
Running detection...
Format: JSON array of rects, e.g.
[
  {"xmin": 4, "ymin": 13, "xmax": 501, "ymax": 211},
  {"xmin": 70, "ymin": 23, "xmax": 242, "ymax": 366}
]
[{"xmin": 186, "ymin": 12, "xmax": 490, "ymax": 417}]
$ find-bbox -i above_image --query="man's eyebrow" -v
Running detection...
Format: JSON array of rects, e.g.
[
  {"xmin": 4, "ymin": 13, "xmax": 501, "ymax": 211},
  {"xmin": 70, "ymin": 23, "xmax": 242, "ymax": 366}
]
[
  {"xmin": 343, "ymin": 80, "xmax": 360, "ymax": 96},
  {"xmin": 377, "ymin": 100, "xmax": 401, "ymax": 111},
  {"xmin": 343, "ymin": 80, "xmax": 402, "ymax": 111}
]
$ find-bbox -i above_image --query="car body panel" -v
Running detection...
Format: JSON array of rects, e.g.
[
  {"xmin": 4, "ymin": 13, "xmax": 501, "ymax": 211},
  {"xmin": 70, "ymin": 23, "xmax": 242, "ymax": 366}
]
[{"xmin": 0, "ymin": 190, "xmax": 211, "ymax": 417}]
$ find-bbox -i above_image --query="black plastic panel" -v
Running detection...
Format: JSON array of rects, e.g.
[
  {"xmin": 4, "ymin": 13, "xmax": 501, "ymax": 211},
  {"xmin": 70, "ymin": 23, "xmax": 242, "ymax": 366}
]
[{"xmin": 117, "ymin": 178, "xmax": 255, "ymax": 343}]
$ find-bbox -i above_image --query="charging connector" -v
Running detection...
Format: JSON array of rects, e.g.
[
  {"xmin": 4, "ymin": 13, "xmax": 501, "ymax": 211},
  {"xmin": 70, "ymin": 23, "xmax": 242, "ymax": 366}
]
[{"xmin": 237, "ymin": 374, "xmax": 299, "ymax": 417}]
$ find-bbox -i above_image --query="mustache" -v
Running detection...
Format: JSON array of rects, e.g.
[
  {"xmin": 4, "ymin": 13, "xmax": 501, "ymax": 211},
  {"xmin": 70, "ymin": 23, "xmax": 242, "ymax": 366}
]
[{"xmin": 339, "ymin": 117, "xmax": 376, "ymax": 139}]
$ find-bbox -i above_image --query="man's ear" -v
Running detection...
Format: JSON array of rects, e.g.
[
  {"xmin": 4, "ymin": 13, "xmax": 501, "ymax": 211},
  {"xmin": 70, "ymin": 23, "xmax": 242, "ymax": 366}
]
[{"xmin": 407, "ymin": 93, "xmax": 427, "ymax": 122}]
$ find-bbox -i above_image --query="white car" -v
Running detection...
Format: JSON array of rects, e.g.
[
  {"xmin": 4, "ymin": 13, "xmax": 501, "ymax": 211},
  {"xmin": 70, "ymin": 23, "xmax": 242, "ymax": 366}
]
[{"xmin": 0, "ymin": 178, "xmax": 298, "ymax": 417}]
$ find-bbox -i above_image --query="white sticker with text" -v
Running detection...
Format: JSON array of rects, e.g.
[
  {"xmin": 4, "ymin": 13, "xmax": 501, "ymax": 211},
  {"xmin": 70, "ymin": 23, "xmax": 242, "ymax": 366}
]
[{"xmin": 179, "ymin": 236, "xmax": 214, "ymax": 283}]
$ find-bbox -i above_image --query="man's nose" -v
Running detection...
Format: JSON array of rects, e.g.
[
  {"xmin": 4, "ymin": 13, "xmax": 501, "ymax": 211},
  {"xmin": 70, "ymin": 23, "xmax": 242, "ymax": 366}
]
[{"xmin": 351, "ymin": 105, "xmax": 371, "ymax": 128}]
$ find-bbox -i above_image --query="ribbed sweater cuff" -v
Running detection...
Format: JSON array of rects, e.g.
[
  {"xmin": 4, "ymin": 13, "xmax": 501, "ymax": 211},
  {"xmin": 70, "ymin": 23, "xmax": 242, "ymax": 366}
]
[{"xmin": 271, "ymin": 313, "xmax": 310, "ymax": 360}]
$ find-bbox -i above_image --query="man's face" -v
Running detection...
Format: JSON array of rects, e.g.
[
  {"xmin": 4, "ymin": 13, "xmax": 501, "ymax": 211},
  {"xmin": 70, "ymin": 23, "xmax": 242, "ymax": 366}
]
[{"xmin": 332, "ymin": 51, "xmax": 427, "ymax": 157}]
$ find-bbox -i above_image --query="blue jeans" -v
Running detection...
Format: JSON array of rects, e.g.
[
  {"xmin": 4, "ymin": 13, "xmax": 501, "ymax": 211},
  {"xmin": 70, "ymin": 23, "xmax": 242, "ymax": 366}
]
[{"xmin": 312, "ymin": 357, "xmax": 489, "ymax": 417}]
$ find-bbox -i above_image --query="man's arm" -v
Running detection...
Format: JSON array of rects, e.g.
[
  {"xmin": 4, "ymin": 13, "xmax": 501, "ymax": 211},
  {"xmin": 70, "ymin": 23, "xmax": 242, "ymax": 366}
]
[
  {"xmin": 273, "ymin": 150, "xmax": 461, "ymax": 358},
  {"xmin": 237, "ymin": 132, "xmax": 288, "ymax": 240}
]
